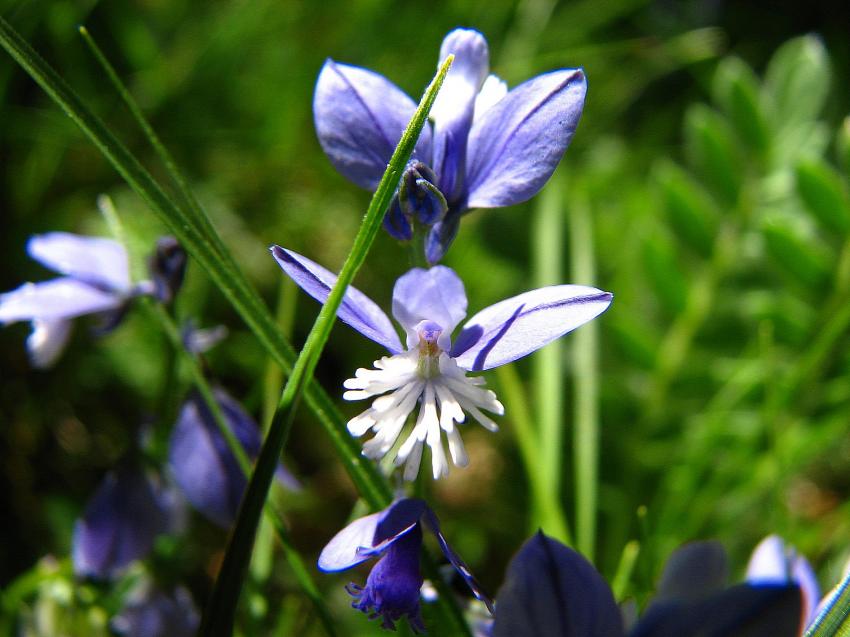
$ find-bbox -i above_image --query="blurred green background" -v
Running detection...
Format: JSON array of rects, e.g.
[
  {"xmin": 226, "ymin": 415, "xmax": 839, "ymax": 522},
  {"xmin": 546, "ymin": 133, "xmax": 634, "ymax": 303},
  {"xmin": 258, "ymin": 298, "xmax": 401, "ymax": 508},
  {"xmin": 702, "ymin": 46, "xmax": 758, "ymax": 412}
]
[{"xmin": 2, "ymin": 0, "xmax": 850, "ymax": 634}]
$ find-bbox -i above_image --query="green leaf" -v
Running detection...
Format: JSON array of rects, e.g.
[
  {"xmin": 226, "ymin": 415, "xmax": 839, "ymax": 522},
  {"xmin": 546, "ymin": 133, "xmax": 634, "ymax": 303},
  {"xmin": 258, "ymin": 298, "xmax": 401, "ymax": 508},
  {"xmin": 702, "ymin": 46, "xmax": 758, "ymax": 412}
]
[
  {"xmin": 198, "ymin": 56, "xmax": 456, "ymax": 637},
  {"xmin": 762, "ymin": 220, "xmax": 831, "ymax": 290},
  {"xmin": 641, "ymin": 236, "xmax": 688, "ymax": 314},
  {"xmin": 764, "ymin": 35, "xmax": 830, "ymax": 131},
  {"xmin": 684, "ymin": 104, "xmax": 743, "ymax": 205},
  {"xmin": 795, "ymin": 158, "xmax": 850, "ymax": 235},
  {"xmin": 805, "ymin": 569, "xmax": 850, "ymax": 637},
  {"xmin": 655, "ymin": 160, "xmax": 720, "ymax": 258},
  {"xmin": 712, "ymin": 56, "xmax": 769, "ymax": 155}
]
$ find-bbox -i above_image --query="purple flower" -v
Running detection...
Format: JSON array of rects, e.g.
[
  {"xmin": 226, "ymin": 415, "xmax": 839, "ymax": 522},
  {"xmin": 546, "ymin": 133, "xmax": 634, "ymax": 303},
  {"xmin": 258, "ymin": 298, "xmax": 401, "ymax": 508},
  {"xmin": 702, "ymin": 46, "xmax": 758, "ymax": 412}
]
[
  {"xmin": 111, "ymin": 584, "xmax": 199, "ymax": 637},
  {"xmin": 490, "ymin": 533, "xmax": 805, "ymax": 637},
  {"xmin": 318, "ymin": 498, "xmax": 492, "ymax": 633},
  {"xmin": 271, "ymin": 246, "xmax": 612, "ymax": 480},
  {"xmin": 148, "ymin": 236, "xmax": 187, "ymax": 305},
  {"xmin": 746, "ymin": 535, "xmax": 820, "ymax": 626},
  {"xmin": 72, "ymin": 466, "xmax": 172, "ymax": 580},
  {"xmin": 168, "ymin": 388, "xmax": 300, "ymax": 528},
  {"xmin": 314, "ymin": 28, "xmax": 587, "ymax": 263},
  {"xmin": 0, "ymin": 232, "xmax": 153, "ymax": 367}
]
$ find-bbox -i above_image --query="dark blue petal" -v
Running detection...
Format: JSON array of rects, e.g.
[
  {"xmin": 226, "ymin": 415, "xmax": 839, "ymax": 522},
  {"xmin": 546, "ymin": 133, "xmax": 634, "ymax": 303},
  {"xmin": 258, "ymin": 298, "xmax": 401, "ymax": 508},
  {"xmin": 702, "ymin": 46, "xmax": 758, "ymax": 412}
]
[
  {"xmin": 630, "ymin": 583, "xmax": 803, "ymax": 637},
  {"xmin": 168, "ymin": 389, "xmax": 298, "ymax": 528},
  {"xmin": 384, "ymin": 195, "xmax": 414, "ymax": 241},
  {"xmin": 314, "ymin": 59, "xmax": 433, "ymax": 190},
  {"xmin": 112, "ymin": 585, "xmax": 199, "ymax": 637},
  {"xmin": 492, "ymin": 532, "xmax": 624, "ymax": 637},
  {"xmin": 655, "ymin": 541, "xmax": 728, "ymax": 603},
  {"xmin": 72, "ymin": 466, "xmax": 171, "ymax": 579},
  {"xmin": 465, "ymin": 69, "xmax": 587, "ymax": 209},
  {"xmin": 424, "ymin": 211, "xmax": 461, "ymax": 265}
]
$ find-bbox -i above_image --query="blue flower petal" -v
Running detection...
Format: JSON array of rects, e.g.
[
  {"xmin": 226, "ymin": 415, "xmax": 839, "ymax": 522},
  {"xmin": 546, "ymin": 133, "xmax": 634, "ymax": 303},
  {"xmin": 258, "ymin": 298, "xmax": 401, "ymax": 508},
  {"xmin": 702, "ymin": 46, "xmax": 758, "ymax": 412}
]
[
  {"xmin": 492, "ymin": 532, "xmax": 624, "ymax": 637},
  {"xmin": 655, "ymin": 541, "xmax": 729, "ymax": 603},
  {"xmin": 314, "ymin": 59, "xmax": 432, "ymax": 190},
  {"xmin": 465, "ymin": 69, "xmax": 587, "ymax": 209},
  {"xmin": 270, "ymin": 246, "xmax": 403, "ymax": 353},
  {"xmin": 72, "ymin": 467, "xmax": 171, "ymax": 579},
  {"xmin": 112, "ymin": 585, "xmax": 199, "ymax": 637},
  {"xmin": 452, "ymin": 285, "xmax": 612, "ymax": 371},
  {"xmin": 391, "ymin": 266, "xmax": 468, "ymax": 349},
  {"xmin": 27, "ymin": 232, "xmax": 132, "ymax": 293}
]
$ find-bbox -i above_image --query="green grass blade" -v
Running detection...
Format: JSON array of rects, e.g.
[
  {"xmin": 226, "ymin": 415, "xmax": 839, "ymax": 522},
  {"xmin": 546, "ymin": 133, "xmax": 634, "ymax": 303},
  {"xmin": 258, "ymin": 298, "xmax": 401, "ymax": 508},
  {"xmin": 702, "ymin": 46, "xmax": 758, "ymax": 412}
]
[{"xmin": 198, "ymin": 56, "xmax": 454, "ymax": 637}]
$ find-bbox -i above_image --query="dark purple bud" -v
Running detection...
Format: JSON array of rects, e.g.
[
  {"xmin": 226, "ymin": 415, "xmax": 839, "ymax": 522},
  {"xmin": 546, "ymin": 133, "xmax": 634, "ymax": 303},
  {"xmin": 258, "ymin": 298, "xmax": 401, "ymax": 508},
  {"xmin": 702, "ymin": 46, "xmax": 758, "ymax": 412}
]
[
  {"xmin": 72, "ymin": 466, "xmax": 171, "ymax": 580},
  {"xmin": 492, "ymin": 532, "xmax": 624, "ymax": 637},
  {"xmin": 399, "ymin": 161, "xmax": 448, "ymax": 228},
  {"xmin": 348, "ymin": 523, "xmax": 426, "ymax": 633},
  {"xmin": 111, "ymin": 585, "xmax": 199, "ymax": 637},
  {"xmin": 168, "ymin": 389, "xmax": 299, "ymax": 528},
  {"xmin": 384, "ymin": 196, "xmax": 413, "ymax": 241},
  {"xmin": 148, "ymin": 237, "xmax": 187, "ymax": 304},
  {"xmin": 655, "ymin": 541, "xmax": 729, "ymax": 603},
  {"xmin": 631, "ymin": 582, "xmax": 803, "ymax": 637}
]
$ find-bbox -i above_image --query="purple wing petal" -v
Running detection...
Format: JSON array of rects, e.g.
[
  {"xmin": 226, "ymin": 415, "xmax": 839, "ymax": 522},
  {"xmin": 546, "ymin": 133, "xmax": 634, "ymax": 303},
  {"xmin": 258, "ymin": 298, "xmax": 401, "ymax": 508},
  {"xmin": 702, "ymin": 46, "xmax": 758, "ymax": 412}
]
[
  {"xmin": 27, "ymin": 318, "xmax": 73, "ymax": 368},
  {"xmin": 270, "ymin": 246, "xmax": 402, "ymax": 353},
  {"xmin": 465, "ymin": 69, "xmax": 587, "ymax": 209},
  {"xmin": 391, "ymin": 266, "xmax": 467, "ymax": 349},
  {"xmin": 430, "ymin": 29, "xmax": 489, "ymax": 201},
  {"xmin": 28, "ymin": 232, "xmax": 131, "ymax": 292},
  {"xmin": 313, "ymin": 59, "xmax": 432, "ymax": 190},
  {"xmin": 452, "ymin": 285, "xmax": 612, "ymax": 371},
  {"xmin": 656, "ymin": 541, "xmax": 729, "ymax": 603},
  {"xmin": 492, "ymin": 532, "xmax": 623, "ymax": 637},
  {"xmin": 0, "ymin": 278, "xmax": 122, "ymax": 323},
  {"xmin": 746, "ymin": 535, "xmax": 820, "ymax": 625},
  {"xmin": 421, "ymin": 507, "xmax": 494, "ymax": 613},
  {"xmin": 72, "ymin": 467, "xmax": 170, "ymax": 579},
  {"xmin": 318, "ymin": 511, "xmax": 384, "ymax": 572}
]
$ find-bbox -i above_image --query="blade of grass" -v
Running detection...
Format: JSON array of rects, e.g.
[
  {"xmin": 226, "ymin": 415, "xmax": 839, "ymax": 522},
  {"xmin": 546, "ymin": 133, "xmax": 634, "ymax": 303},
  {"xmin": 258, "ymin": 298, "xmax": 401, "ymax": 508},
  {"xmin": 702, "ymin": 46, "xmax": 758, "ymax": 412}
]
[
  {"xmin": 569, "ymin": 192, "xmax": 601, "ymax": 560},
  {"xmin": 531, "ymin": 174, "xmax": 571, "ymax": 546},
  {"xmin": 198, "ymin": 56, "xmax": 456, "ymax": 637},
  {"xmin": 806, "ymin": 572, "xmax": 850, "ymax": 637},
  {"xmin": 0, "ymin": 15, "xmax": 391, "ymax": 511}
]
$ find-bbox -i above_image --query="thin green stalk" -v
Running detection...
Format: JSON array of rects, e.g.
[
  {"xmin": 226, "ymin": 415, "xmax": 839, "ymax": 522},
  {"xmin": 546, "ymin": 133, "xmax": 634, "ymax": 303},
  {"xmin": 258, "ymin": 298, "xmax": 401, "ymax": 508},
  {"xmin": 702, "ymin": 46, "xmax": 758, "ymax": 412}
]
[
  {"xmin": 531, "ymin": 175, "xmax": 569, "ymax": 546},
  {"xmin": 0, "ymin": 15, "xmax": 392, "ymax": 512},
  {"xmin": 569, "ymin": 194, "xmax": 600, "ymax": 559},
  {"xmin": 142, "ymin": 300, "xmax": 337, "ymax": 637},
  {"xmin": 198, "ymin": 56, "xmax": 456, "ymax": 637},
  {"xmin": 806, "ymin": 574, "xmax": 850, "ymax": 637},
  {"xmin": 611, "ymin": 540, "xmax": 640, "ymax": 602}
]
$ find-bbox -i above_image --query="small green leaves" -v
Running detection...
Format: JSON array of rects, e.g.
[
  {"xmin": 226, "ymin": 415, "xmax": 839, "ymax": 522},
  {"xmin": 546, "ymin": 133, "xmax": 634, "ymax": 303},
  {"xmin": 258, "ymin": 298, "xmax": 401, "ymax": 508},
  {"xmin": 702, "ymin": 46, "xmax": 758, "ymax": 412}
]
[
  {"xmin": 761, "ymin": 220, "xmax": 831, "ymax": 290},
  {"xmin": 795, "ymin": 158, "xmax": 850, "ymax": 235},
  {"xmin": 712, "ymin": 57, "xmax": 769, "ymax": 155},
  {"xmin": 764, "ymin": 35, "xmax": 831, "ymax": 132},
  {"xmin": 655, "ymin": 160, "xmax": 720, "ymax": 258},
  {"xmin": 684, "ymin": 104, "xmax": 743, "ymax": 205}
]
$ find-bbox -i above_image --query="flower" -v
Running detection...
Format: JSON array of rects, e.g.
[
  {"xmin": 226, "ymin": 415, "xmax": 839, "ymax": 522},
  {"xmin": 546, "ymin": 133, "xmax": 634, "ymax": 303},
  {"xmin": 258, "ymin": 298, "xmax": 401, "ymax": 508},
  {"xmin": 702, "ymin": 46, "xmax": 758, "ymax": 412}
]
[
  {"xmin": 111, "ymin": 583, "xmax": 199, "ymax": 637},
  {"xmin": 168, "ymin": 388, "xmax": 300, "ymax": 528},
  {"xmin": 488, "ymin": 532, "xmax": 805, "ymax": 637},
  {"xmin": 318, "ymin": 498, "xmax": 492, "ymax": 633},
  {"xmin": 72, "ymin": 465, "xmax": 173, "ymax": 579},
  {"xmin": 746, "ymin": 535, "xmax": 821, "ymax": 626},
  {"xmin": 314, "ymin": 28, "xmax": 587, "ymax": 263},
  {"xmin": 0, "ymin": 232, "xmax": 153, "ymax": 367},
  {"xmin": 272, "ymin": 246, "xmax": 612, "ymax": 480},
  {"xmin": 148, "ymin": 236, "xmax": 187, "ymax": 305}
]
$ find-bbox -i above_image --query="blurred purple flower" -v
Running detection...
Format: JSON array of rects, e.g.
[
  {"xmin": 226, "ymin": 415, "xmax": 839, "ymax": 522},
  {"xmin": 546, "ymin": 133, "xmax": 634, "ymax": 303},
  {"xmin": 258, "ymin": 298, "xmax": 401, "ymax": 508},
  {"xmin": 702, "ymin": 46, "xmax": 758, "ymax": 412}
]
[
  {"xmin": 272, "ymin": 246, "xmax": 612, "ymax": 480},
  {"xmin": 168, "ymin": 388, "xmax": 300, "ymax": 528},
  {"xmin": 314, "ymin": 28, "xmax": 587, "ymax": 263},
  {"xmin": 72, "ymin": 466, "xmax": 172, "ymax": 580},
  {"xmin": 318, "ymin": 498, "xmax": 492, "ymax": 633},
  {"xmin": 490, "ymin": 533, "xmax": 805, "ymax": 637},
  {"xmin": 148, "ymin": 236, "xmax": 187, "ymax": 304},
  {"xmin": 746, "ymin": 535, "xmax": 820, "ymax": 626},
  {"xmin": 0, "ymin": 232, "xmax": 154, "ymax": 368},
  {"xmin": 111, "ymin": 584, "xmax": 199, "ymax": 637}
]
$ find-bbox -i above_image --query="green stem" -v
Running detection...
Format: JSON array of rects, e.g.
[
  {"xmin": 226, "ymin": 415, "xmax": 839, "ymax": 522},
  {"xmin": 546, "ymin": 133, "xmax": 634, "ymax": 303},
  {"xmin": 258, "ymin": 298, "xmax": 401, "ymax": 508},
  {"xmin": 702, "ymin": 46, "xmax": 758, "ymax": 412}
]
[
  {"xmin": 569, "ymin": 193, "xmax": 600, "ymax": 559},
  {"xmin": 531, "ymin": 175, "xmax": 569, "ymax": 545},
  {"xmin": 198, "ymin": 56, "xmax": 455, "ymax": 637}
]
